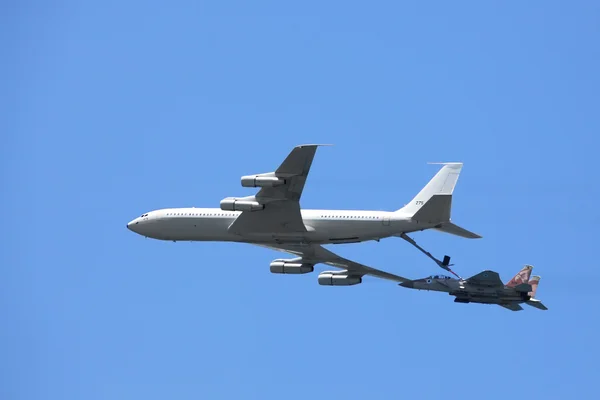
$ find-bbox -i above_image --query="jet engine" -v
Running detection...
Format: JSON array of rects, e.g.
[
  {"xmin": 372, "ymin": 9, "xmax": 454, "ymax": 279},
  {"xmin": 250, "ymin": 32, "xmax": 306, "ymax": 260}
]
[
  {"xmin": 520, "ymin": 292, "xmax": 532, "ymax": 301},
  {"xmin": 220, "ymin": 197, "xmax": 265, "ymax": 212},
  {"xmin": 241, "ymin": 175, "xmax": 286, "ymax": 188},
  {"xmin": 270, "ymin": 259, "xmax": 314, "ymax": 274},
  {"xmin": 318, "ymin": 271, "xmax": 362, "ymax": 286}
]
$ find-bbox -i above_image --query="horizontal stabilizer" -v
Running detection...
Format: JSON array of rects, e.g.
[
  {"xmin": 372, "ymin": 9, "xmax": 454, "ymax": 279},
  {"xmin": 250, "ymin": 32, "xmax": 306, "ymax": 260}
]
[
  {"xmin": 525, "ymin": 299, "xmax": 548, "ymax": 311},
  {"xmin": 433, "ymin": 222, "xmax": 482, "ymax": 239},
  {"xmin": 499, "ymin": 303, "xmax": 524, "ymax": 311}
]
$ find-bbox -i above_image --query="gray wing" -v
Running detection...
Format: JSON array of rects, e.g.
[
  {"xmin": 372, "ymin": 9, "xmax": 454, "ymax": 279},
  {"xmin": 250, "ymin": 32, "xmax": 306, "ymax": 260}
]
[
  {"xmin": 499, "ymin": 303, "xmax": 524, "ymax": 312},
  {"xmin": 257, "ymin": 243, "xmax": 409, "ymax": 283},
  {"xmin": 465, "ymin": 270, "xmax": 504, "ymax": 288},
  {"xmin": 228, "ymin": 144, "xmax": 325, "ymax": 234}
]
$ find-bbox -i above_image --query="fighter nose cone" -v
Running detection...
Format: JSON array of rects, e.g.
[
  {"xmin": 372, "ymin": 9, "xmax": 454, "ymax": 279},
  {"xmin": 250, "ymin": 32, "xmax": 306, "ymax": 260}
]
[{"xmin": 399, "ymin": 281, "xmax": 414, "ymax": 288}]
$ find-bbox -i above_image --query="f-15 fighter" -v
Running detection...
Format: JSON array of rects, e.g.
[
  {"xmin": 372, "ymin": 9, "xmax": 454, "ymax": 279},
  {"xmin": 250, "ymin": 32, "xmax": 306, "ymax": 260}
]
[{"xmin": 399, "ymin": 265, "xmax": 548, "ymax": 311}]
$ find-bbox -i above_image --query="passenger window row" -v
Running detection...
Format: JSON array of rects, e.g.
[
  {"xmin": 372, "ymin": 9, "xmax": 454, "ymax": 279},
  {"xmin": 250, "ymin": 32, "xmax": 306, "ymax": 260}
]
[
  {"xmin": 166, "ymin": 213, "xmax": 235, "ymax": 217},
  {"xmin": 164, "ymin": 213, "xmax": 380, "ymax": 219},
  {"xmin": 320, "ymin": 215, "xmax": 378, "ymax": 219}
]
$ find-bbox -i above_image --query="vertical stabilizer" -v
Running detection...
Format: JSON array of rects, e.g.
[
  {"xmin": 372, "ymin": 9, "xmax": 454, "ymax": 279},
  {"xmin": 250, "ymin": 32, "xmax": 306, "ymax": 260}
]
[
  {"xmin": 395, "ymin": 162, "xmax": 481, "ymax": 239},
  {"xmin": 528, "ymin": 275, "xmax": 540, "ymax": 298},
  {"xmin": 398, "ymin": 163, "xmax": 463, "ymax": 216},
  {"xmin": 524, "ymin": 276, "xmax": 547, "ymax": 310},
  {"xmin": 505, "ymin": 265, "xmax": 533, "ymax": 288}
]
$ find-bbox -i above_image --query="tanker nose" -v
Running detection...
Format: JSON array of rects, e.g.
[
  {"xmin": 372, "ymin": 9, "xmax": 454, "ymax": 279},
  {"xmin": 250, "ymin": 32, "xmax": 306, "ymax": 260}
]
[
  {"xmin": 399, "ymin": 281, "xmax": 414, "ymax": 288},
  {"xmin": 127, "ymin": 219, "xmax": 139, "ymax": 232}
]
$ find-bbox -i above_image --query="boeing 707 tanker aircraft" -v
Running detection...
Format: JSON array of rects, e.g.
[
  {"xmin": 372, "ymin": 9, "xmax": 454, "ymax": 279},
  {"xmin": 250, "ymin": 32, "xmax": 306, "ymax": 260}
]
[{"xmin": 127, "ymin": 144, "xmax": 481, "ymax": 286}]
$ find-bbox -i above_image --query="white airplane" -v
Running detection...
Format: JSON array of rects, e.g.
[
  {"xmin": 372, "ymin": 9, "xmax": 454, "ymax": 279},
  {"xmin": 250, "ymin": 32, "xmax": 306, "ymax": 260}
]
[{"xmin": 127, "ymin": 144, "xmax": 481, "ymax": 286}]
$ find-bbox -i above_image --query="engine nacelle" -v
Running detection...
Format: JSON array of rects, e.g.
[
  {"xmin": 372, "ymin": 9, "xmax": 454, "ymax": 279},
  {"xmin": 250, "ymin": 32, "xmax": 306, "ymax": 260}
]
[
  {"xmin": 318, "ymin": 272, "xmax": 362, "ymax": 286},
  {"xmin": 270, "ymin": 260, "xmax": 314, "ymax": 274},
  {"xmin": 241, "ymin": 175, "xmax": 286, "ymax": 188},
  {"xmin": 220, "ymin": 198, "xmax": 265, "ymax": 212}
]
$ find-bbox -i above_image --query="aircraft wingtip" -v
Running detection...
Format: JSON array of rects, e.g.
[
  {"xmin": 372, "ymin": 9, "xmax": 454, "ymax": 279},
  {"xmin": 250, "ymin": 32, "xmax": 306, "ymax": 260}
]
[{"xmin": 297, "ymin": 143, "xmax": 334, "ymax": 148}]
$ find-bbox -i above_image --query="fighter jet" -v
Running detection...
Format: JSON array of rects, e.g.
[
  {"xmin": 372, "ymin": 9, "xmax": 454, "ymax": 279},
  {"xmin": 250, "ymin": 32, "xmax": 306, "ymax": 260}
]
[{"xmin": 399, "ymin": 265, "xmax": 548, "ymax": 311}]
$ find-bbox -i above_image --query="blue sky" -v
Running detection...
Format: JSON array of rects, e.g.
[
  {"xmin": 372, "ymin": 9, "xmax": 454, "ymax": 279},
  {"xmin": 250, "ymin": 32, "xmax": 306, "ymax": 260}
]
[{"xmin": 3, "ymin": 1, "xmax": 600, "ymax": 399}]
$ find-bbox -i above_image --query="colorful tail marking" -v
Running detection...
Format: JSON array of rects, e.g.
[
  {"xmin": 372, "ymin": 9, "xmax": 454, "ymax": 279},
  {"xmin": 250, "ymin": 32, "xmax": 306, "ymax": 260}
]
[
  {"xmin": 528, "ymin": 275, "xmax": 540, "ymax": 298},
  {"xmin": 505, "ymin": 265, "xmax": 533, "ymax": 288}
]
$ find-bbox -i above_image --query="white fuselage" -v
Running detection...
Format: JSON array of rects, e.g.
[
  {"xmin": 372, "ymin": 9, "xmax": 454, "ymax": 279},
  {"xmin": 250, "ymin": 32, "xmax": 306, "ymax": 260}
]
[{"xmin": 127, "ymin": 207, "xmax": 430, "ymax": 245}]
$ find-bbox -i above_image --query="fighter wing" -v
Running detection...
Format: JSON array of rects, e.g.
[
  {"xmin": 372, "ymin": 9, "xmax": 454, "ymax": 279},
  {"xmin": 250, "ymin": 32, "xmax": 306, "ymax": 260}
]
[
  {"xmin": 465, "ymin": 270, "xmax": 504, "ymax": 288},
  {"xmin": 257, "ymin": 243, "xmax": 409, "ymax": 283},
  {"xmin": 227, "ymin": 144, "xmax": 326, "ymax": 234},
  {"xmin": 499, "ymin": 303, "xmax": 524, "ymax": 312}
]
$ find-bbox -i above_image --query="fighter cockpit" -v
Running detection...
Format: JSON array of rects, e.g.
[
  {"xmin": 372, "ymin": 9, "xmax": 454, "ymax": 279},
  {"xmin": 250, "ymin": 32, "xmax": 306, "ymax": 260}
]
[{"xmin": 431, "ymin": 274, "xmax": 453, "ymax": 280}]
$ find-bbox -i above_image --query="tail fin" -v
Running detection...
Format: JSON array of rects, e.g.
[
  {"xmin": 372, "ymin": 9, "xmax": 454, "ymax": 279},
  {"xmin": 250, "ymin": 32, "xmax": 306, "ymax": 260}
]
[
  {"xmin": 528, "ymin": 275, "xmax": 540, "ymax": 298},
  {"xmin": 524, "ymin": 276, "xmax": 548, "ymax": 310},
  {"xmin": 397, "ymin": 163, "xmax": 481, "ymax": 238},
  {"xmin": 398, "ymin": 163, "xmax": 462, "ymax": 216},
  {"xmin": 505, "ymin": 265, "xmax": 533, "ymax": 288}
]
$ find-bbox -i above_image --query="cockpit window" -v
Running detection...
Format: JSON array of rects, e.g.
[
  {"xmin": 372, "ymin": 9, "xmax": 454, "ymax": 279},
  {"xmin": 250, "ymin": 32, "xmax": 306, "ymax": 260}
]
[{"xmin": 431, "ymin": 275, "xmax": 452, "ymax": 280}]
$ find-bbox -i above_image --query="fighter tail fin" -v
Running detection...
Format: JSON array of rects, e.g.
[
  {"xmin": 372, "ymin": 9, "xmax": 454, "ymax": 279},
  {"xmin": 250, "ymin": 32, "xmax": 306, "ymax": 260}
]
[
  {"xmin": 528, "ymin": 275, "xmax": 540, "ymax": 298},
  {"xmin": 524, "ymin": 276, "xmax": 548, "ymax": 310},
  {"xmin": 396, "ymin": 163, "xmax": 481, "ymax": 238},
  {"xmin": 505, "ymin": 265, "xmax": 533, "ymax": 288}
]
